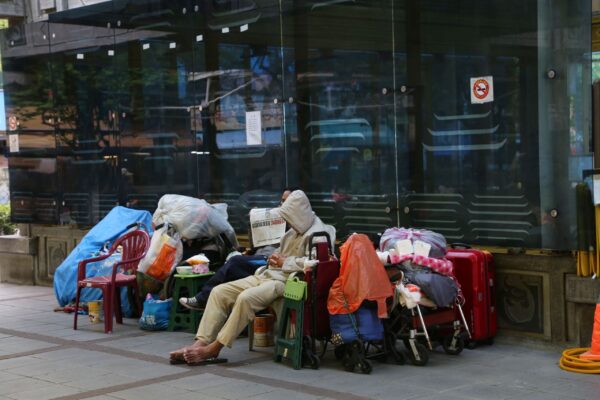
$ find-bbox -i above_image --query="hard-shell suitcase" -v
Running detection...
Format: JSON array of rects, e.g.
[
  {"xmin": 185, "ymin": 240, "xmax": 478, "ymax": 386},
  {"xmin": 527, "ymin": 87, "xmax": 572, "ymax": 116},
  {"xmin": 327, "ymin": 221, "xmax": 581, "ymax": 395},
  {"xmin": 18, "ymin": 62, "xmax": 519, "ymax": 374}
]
[{"xmin": 446, "ymin": 248, "xmax": 497, "ymax": 343}]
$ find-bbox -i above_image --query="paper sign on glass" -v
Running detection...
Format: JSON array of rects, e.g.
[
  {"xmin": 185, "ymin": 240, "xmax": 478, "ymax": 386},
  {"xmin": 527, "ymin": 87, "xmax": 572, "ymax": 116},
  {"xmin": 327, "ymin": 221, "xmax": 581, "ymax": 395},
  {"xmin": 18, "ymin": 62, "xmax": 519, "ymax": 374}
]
[
  {"xmin": 246, "ymin": 111, "xmax": 262, "ymax": 145},
  {"xmin": 593, "ymin": 175, "xmax": 600, "ymax": 206},
  {"xmin": 413, "ymin": 240, "xmax": 431, "ymax": 257},
  {"xmin": 9, "ymin": 135, "xmax": 19, "ymax": 153}
]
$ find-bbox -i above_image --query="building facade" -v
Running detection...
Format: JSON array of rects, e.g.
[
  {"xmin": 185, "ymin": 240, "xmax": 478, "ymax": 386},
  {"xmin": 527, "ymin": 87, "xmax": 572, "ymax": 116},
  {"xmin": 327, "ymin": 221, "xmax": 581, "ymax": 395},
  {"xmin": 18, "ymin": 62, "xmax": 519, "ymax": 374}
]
[{"xmin": 0, "ymin": 0, "xmax": 597, "ymax": 345}]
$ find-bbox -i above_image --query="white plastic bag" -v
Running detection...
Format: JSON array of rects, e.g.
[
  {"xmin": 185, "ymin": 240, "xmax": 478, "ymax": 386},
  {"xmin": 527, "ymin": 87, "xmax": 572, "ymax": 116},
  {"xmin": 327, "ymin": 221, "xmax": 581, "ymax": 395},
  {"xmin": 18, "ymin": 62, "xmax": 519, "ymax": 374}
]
[
  {"xmin": 138, "ymin": 224, "xmax": 183, "ymax": 281},
  {"xmin": 152, "ymin": 195, "xmax": 237, "ymax": 244}
]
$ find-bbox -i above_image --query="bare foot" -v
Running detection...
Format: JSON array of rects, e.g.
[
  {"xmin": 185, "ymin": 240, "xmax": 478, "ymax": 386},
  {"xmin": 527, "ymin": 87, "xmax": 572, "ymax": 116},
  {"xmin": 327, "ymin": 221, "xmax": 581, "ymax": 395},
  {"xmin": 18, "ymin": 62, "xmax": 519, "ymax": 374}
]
[
  {"xmin": 169, "ymin": 348, "xmax": 186, "ymax": 362},
  {"xmin": 183, "ymin": 342, "xmax": 222, "ymax": 364},
  {"xmin": 191, "ymin": 338, "xmax": 208, "ymax": 347}
]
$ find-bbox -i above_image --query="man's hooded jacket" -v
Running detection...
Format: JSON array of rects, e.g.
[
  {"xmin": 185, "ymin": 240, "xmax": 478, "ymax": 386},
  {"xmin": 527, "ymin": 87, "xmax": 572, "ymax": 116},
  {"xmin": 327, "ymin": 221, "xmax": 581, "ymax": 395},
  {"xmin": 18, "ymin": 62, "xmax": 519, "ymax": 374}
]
[{"xmin": 260, "ymin": 190, "xmax": 336, "ymax": 282}]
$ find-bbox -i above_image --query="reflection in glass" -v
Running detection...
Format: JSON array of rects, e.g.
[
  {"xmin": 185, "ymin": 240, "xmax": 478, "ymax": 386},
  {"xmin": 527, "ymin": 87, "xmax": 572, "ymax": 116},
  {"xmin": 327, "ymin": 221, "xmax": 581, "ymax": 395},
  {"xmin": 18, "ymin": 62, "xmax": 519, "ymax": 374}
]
[{"xmin": 0, "ymin": 0, "xmax": 592, "ymax": 251}]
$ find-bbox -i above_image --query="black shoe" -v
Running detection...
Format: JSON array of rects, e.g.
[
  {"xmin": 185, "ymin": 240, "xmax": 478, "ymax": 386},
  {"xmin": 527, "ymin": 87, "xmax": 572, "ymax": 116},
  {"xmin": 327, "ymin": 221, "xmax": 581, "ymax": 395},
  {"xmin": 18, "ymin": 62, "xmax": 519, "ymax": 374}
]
[{"xmin": 178, "ymin": 297, "xmax": 205, "ymax": 311}]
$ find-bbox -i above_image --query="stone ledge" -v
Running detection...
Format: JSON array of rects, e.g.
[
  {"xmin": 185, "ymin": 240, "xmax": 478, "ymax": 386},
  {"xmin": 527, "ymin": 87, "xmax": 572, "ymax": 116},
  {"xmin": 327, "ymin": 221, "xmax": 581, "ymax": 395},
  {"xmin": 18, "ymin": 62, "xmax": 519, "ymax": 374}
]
[
  {"xmin": 0, "ymin": 235, "xmax": 38, "ymax": 255},
  {"xmin": 0, "ymin": 253, "xmax": 35, "ymax": 284},
  {"xmin": 565, "ymin": 274, "xmax": 600, "ymax": 304},
  {"xmin": 493, "ymin": 252, "xmax": 576, "ymax": 272}
]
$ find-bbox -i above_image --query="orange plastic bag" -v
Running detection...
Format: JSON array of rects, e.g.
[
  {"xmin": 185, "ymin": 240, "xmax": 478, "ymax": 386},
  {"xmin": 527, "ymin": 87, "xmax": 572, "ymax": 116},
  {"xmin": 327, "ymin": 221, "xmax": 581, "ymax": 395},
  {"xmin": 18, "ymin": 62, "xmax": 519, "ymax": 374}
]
[
  {"xmin": 327, "ymin": 234, "xmax": 393, "ymax": 318},
  {"xmin": 146, "ymin": 242, "xmax": 177, "ymax": 281}
]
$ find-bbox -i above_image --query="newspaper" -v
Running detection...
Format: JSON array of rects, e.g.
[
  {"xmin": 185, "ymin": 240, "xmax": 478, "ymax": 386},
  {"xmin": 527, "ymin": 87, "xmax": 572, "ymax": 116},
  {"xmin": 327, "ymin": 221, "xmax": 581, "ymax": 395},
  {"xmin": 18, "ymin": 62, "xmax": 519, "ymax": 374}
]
[{"xmin": 250, "ymin": 208, "xmax": 286, "ymax": 247}]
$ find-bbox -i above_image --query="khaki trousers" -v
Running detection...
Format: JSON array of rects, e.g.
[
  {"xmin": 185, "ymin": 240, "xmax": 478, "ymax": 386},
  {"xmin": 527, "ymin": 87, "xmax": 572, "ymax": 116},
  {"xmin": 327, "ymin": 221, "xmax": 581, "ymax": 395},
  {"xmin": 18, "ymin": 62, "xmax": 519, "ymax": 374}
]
[{"xmin": 195, "ymin": 275, "xmax": 285, "ymax": 347}]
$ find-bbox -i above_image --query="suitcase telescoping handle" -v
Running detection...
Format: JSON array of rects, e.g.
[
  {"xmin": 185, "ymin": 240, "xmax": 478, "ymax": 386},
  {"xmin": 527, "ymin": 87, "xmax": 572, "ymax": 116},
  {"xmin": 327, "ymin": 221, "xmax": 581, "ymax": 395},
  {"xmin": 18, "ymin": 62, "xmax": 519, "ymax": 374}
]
[{"xmin": 308, "ymin": 231, "xmax": 332, "ymax": 261}]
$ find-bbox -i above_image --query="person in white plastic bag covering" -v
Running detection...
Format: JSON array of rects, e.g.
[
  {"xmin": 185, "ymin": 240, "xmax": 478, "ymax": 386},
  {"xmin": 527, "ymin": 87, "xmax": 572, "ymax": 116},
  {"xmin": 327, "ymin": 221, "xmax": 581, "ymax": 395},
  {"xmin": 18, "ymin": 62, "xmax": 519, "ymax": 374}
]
[
  {"xmin": 169, "ymin": 190, "xmax": 335, "ymax": 365},
  {"xmin": 178, "ymin": 188, "xmax": 298, "ymax": 311}
]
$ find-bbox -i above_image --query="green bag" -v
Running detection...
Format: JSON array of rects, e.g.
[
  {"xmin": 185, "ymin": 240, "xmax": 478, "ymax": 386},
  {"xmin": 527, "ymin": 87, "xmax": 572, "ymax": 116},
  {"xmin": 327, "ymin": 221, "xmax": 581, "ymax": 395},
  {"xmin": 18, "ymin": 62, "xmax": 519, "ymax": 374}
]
[{"xmin": 284, "ymin": 276, "xmax": 307, "ymax": 301}]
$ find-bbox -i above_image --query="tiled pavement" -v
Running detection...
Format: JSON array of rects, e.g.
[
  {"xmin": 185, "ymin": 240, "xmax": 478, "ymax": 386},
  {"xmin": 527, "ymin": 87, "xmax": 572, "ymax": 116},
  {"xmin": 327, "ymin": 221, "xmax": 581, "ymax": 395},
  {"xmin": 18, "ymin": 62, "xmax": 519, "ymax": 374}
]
[{"xmin": 0, "ymin": 283, "xmax": 598, "ymax": 400}]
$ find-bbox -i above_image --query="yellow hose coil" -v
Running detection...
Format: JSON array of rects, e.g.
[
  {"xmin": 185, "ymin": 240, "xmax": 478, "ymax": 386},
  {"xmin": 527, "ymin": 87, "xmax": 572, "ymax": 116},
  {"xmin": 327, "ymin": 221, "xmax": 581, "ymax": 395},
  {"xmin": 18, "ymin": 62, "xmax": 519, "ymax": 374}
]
[{"xmin": 559, "ymin": 348, "xmax": 600, "ymax": 374}]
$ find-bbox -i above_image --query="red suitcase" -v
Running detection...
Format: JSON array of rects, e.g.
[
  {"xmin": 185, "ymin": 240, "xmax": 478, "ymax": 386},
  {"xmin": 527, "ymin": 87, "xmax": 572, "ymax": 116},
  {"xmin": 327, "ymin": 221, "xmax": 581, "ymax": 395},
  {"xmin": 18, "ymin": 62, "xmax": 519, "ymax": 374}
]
[
  {"xmin": 446, "ymin": 248, "xmax": 497, "ymax": 343},
  {"xmin": 303, "ymin": 233, "xmax": 340, "ymax": 340}
]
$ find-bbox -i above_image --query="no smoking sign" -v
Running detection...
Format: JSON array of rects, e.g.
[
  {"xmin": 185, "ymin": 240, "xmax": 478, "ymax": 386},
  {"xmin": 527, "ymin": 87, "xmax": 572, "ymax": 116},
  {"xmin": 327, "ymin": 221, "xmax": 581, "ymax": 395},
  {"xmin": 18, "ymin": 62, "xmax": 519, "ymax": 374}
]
[{"xmin": 470, "ymin": 76, "xmax": 494, "ymax": 104}]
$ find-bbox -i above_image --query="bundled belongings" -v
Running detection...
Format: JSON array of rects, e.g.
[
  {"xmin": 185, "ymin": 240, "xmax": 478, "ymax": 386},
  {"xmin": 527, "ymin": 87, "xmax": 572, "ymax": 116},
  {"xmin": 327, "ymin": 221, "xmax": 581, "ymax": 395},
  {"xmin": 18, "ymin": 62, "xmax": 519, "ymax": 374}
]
[
  {"xmin": 394, "ymin": 261, "xmax": 458, "ymax": 308},
  {"xmin": 152, "ymin": 194, "xmax": 238, "ymax": 248},
  {"xmin": 328, "ymin": 234, "xmax": 400, "ymax": 374},
  {"xmin": 378, "ymin": 227, "xmax": 457, "ymax": 307},
  {"xmin": 380, "ymin": 227, "xmax": 448, "ymax": 261},
  {"xmin": 380, "ymin": 227, "xmax": 470, "ymax": 366},
  {"xmin": 328, "ymin": 234, "xmax": 392, "ymax": 319},
  {"xmin": 54, "ymin": 207, "xmax": 153, "ymax": 314},
  {"xmin": 181, "ymin": 234, "xmax": 235, "ymax": 271}
]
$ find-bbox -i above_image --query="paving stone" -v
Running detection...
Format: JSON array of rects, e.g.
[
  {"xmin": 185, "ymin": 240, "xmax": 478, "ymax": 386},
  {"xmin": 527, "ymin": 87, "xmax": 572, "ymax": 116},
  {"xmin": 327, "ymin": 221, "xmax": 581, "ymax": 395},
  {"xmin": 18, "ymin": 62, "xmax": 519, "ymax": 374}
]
[
  {"xmin": 62, "ymin": 373, "xmax": 139, "ymax": 391},
  {"xmin": 1, "ymin": 284, "xmax": 600, "ymax": 400},
  {"xmin": 411, "ymin": 394, "xmax": 476, "ymax": 400},
  {"xmin": 246, "ymin": 388, "xmax": 327, "ymax": 400},
  {"xmin": 163, "ymin": 374, "xmax": 238, "ymax": 391},
  {"xmin": 0, "ymin": 337, "xmax": 56, "ymax": 356},
  {"xmin": 0, "ymin": 356, "xmax": 44, "ymax": 371},
  {"xmin": 32, "ymin": 348, "xmax": 96, "ymax": 362},
  {"xmin": 199, "ymin": 381, "xmax": 274, "ymax": 400},
  {"xmin": 507, "ymin": 391, "xmax": 582, "ymax": 400},
  {"xmin": 0, "ymin": 377, "xmax": 54, "ymax": 396},
  {"xmin": 440, "ymin": 382, "xmax": 534, "ymax": 400},
  {"xmin": 109, "ymin": 383, "xmax": 191, "ymax": 400},
  {"xmin": 538, "ymin": 381, "xmax": 600, "ymax": 400},
  {"xmin": 4, "ymin": 382, "xmax": 81, "ymax": 400},
  {"xmin": 6, "ymin": 361, "xmax": 63, "ymax": 378},
  {"xmin": 36, "ymin": 365, "xmax": 110, "ymax": 384},
  {"xmin": 84, "ymin": 396, "xmax": 123, "ymax": 400},
  {"xmin": 0, "ymin": 372, "xmax": 21, "ymax": 384}
]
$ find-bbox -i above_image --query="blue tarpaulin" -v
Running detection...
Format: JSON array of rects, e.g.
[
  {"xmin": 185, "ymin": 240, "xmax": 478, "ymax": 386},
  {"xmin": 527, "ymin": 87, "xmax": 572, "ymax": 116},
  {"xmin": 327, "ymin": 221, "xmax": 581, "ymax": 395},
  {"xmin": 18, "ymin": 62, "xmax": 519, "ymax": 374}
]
[{"xmin": 53, "ymin": 207, "xmax": 153, "ymax": 315}]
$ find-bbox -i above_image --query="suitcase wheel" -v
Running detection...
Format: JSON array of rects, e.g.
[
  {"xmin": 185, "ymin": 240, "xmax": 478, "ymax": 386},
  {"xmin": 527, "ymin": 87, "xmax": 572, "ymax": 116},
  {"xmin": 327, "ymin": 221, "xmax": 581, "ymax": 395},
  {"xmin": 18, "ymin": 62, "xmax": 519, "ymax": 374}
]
[
  {"xmin": 406, "ymin": 341, "xmax": 429, "ymax": 366},
  {"xmin": 385, "ymin": 332, "xmax": 405, "ymax": 365},
  {"xmin": 442, "ymin": 335, "xmax": 464, "ymax": 356},
  {"xmin": 301, "ymin": 337, "xmax": 320, "ymax": 369},
  {"xmin": 466, "ymin": 340, "xmax": 478, "ymax": 350},
  {"xmin": 357, "ymin": 358, "xmax": 372, "ymax": 374},
  {"xmin": 334, "ymin": 344, "xmax": 347, "ymax": 360},
  {"xmin": 341, "ymin": 341, "xmax": 366, "ymax": 373}
]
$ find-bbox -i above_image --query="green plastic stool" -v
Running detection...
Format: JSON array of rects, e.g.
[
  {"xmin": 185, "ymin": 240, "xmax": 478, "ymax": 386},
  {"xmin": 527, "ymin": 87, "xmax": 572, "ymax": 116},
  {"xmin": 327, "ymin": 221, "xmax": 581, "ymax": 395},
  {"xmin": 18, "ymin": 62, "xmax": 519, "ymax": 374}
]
[
  {"xmin": 273, "ymin": 297, "xmax": 304, "ymax": 370},
  {"xmin": 168, "ymin": 272, "xmax": 214, "ymax": 332}
]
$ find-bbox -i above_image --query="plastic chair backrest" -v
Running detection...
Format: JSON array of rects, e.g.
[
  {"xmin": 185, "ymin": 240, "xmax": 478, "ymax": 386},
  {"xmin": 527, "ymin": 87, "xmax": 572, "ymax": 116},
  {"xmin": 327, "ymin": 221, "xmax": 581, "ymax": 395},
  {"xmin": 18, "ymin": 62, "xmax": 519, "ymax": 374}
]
[{"xmin": 111, "ymin": 229, "xmax": 150, "ymax": 273}]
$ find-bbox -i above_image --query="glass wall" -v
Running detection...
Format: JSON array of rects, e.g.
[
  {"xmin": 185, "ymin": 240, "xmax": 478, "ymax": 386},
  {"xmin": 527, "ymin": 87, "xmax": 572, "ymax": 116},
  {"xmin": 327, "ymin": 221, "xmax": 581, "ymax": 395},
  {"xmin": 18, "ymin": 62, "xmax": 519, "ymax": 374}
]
[
  {"xmin": 2, "ymin": 22, "xmax": 56, "ymax": 223},
  {"xmin": 0, "ymin": 0, "xmax": 592, "ymax": 249}
]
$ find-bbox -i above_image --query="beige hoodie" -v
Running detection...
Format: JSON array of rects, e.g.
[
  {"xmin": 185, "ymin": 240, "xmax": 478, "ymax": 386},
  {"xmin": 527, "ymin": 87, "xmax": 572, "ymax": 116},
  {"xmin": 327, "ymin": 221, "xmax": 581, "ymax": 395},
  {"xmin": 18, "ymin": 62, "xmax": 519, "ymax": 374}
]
[{"xmin": 259, "ymin": 190, "xmax": 336, "ymax": 282}]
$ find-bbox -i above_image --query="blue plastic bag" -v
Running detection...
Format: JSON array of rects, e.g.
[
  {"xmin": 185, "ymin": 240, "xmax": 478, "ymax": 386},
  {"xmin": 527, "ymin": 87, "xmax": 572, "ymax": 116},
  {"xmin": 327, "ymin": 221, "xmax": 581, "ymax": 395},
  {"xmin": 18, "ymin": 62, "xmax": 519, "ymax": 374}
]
[
  {"xmin": 330, "ymin": 304, "xmax": 384, "ymax": 345},
  {"xmin": 139, "ymin": 295, "xmax": 172, "ymax": 331}
]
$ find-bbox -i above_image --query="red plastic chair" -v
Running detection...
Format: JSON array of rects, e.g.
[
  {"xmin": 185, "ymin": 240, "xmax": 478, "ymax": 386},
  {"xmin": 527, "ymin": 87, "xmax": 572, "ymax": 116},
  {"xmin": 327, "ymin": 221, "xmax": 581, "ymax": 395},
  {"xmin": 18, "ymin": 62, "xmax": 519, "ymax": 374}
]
[{"xmin": 73, "ymin": 229, "xmax": 150, "ymax": 333}]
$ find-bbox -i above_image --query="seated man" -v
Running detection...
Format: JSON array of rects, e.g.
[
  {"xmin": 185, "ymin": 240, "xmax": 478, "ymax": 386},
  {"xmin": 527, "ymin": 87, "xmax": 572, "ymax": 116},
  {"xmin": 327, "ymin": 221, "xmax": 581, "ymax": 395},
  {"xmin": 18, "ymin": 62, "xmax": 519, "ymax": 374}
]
[
  {"xmin": 170, "ymin": 190, "xmax": 335, "ymax": 365},
  {"xmin": 177, "ymin": 187, "xmax": 298, "ymax": 311}
]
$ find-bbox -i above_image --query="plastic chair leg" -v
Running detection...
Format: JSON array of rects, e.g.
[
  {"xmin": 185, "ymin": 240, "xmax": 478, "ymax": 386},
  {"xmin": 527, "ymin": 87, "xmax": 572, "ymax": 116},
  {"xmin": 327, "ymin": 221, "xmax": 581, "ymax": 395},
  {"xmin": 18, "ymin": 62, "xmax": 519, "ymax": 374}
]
[
  {"xmin": 133, "ymin": 281, "xmax": 142, "ymax": 318},
  {"xmin": 73, "ymin": 286, "xmax": 82, "ymax": 330},
  {"xmin": 103, "ymin": 286, "xmax": 113, "ymax": 334},
  {"xmin": 114, "ymin": 287, "xmax": 123, "ymax": 324}
]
